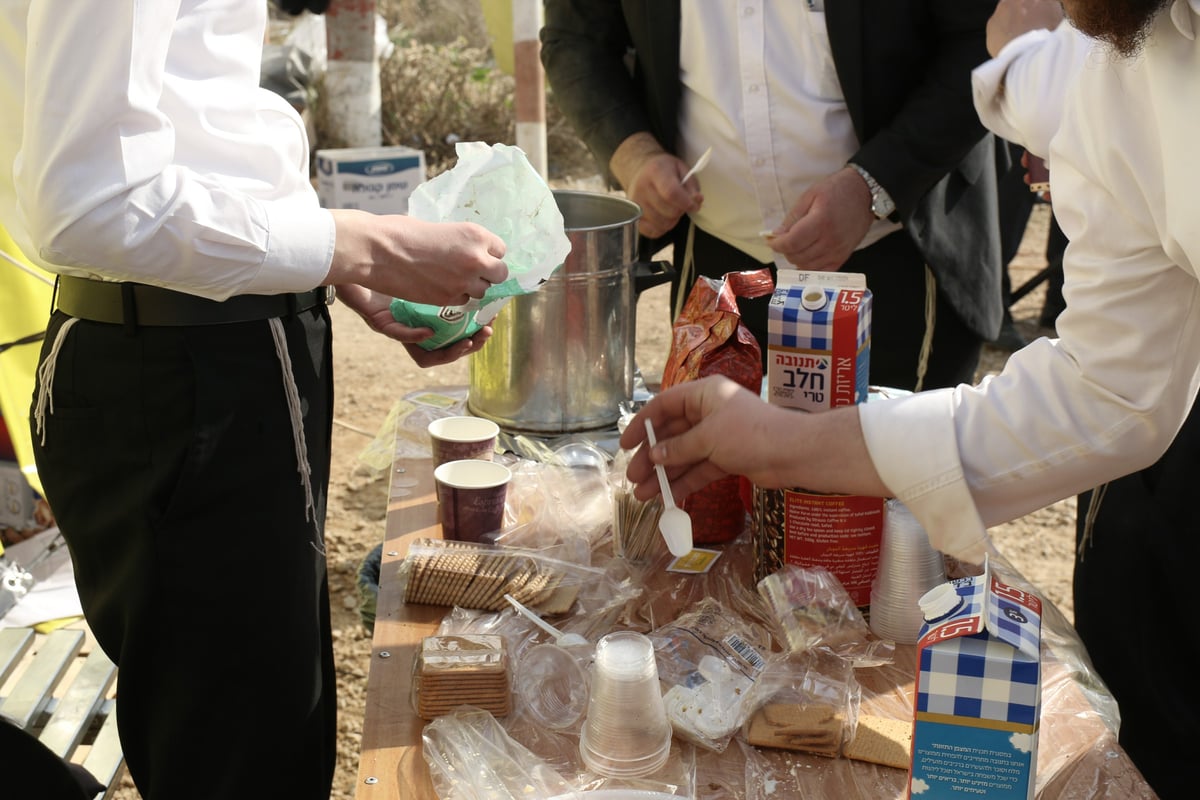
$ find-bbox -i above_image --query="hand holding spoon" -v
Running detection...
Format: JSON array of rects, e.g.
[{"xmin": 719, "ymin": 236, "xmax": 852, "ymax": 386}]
[
  {"xmin": 680, "ymin": 146, "xmax": 713, "ymax": 185},
  {"xmin": 644, "ymin": 418, "xmax": 694, "ymax": 557}
]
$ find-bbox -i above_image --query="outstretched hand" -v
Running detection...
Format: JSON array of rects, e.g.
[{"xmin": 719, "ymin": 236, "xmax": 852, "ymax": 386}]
[{"xmin": 333, "ymin": 283, "xmax": 492, "ymax": 367}]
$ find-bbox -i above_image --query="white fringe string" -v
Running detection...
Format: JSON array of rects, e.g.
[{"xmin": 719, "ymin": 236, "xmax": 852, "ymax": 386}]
[
  {"xmin": 913, "ymin": 264, "xmax": 936, "ymax": 394},
  {"xmin": 268, "ymin": 317, "xmax": 323, "ymax": 553},
  {"xmin": 33, "ymin": 317, "xmax": 80, "ymax": 444}
]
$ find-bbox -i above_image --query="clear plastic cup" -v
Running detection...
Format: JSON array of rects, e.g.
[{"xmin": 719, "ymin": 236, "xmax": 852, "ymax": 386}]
[
  {"xmin": 579, "ymin": 631, "xmax": 672, "ymax": 778},
  {"xmin": 516, "ymin": 642, "xmax": 590, "ymax": 730}
]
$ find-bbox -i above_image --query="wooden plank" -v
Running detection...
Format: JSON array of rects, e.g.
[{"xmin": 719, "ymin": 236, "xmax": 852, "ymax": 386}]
[
  {"xmin": 38, "ymin": 646, "xmax": 117, "ymax": 759},
  {"xmin": 0, "ymin": 626, "xmax": 35, "ymax": 685},
  {"xmin": 0, "ymin": 628, "xmax": 83, "ymax": 729},
  {"xmin": 82, "ymin": 703, "xmax": 125, "ymax": 797},
  {"xmin": 355, "ymin": 458, "xmax": 443, "ymax": 800}
]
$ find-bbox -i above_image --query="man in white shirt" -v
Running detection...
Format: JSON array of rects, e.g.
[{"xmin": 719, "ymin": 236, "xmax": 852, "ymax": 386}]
[
  {"xmin": 0, "ymin": 1, "xmax": 508, "ymax": 798},
  {"xmin": 975, "ymin": 3, "xmax": 1194, "ymax": 794},
  {"xmin": 623, "ymin": 0, "xmax": 1197, "ymax": 791},
  {"xmin": 542, "ymin": 1, "xmax": 1004, "ymax": 392}
]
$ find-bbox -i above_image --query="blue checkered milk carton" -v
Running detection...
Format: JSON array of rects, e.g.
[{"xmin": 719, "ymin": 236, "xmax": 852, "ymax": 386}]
[
  {"xmin": 766, "ymin": 270, "xmax": 871, "ymax": 413},
  {"xmin": 909, "ymin": 558, "xmax": 1042, "ymax": 799}
]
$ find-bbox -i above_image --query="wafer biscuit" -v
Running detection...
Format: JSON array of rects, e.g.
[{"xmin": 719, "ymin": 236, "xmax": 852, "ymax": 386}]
[{"xmin": 844, "ymin": 714, "xmax": 912, "ymax": 769}]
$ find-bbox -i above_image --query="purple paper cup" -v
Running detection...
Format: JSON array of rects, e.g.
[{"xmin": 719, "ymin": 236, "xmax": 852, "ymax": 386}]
[
  {"xmin": 428, "ymin": 415, "xmax": 500, "ymax": 468},
  {"xmin": 433, "ymin": 459, "xmax": 511, "ymax": 543}
]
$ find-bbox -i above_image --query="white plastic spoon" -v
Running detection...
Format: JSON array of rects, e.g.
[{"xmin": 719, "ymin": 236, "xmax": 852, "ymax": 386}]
[
  {"xmin": 644, "ymin": 418, "xmax": 694, "ymax": 557},
  {"xmin": 680, "ymin": 146, "xmax": 713, "ymax": 185},
  {"xmin": 504, "ymin": 593, "xmax": 589, "ymax": 647}
]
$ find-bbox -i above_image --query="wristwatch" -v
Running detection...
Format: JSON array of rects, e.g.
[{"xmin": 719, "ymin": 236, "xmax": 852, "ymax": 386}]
[{"xmin": 848, "ymin": 163, "xmax": 896, "ymax": 220}]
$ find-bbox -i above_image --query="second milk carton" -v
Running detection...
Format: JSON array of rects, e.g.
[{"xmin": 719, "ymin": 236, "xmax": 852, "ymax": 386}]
[
  {"xmin": 909, "ymin": 559, "xmax": 1042, "ymax": 799},
  {"xmin": 751, "ymin": 271, "xmax": 882, "ymax": 607}
]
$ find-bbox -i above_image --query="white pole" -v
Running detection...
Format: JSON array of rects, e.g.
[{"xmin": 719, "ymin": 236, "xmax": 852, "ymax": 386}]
[
  {"xmin": 512, "ymin": 0, "xmax": 546, "ymax": 179},
  {"xmin": 324, "ymin": 0, "xmax": 381, "ymax": 147}
]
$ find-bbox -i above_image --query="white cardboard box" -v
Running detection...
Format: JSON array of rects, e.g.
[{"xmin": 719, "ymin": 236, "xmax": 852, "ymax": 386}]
[{"xmin": 315, "ymin": 146, "xmax": 426, "ymax": 214}]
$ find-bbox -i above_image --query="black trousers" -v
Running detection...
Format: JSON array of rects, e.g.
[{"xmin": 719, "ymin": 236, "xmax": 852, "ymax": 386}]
[
  {"xmin": 679, "ymin": 226, "xmax": 982, "ymax": 391},
  {"xmin": 1074, "ymin": 402, "xmax": 1200, "ymax": 800},
  {"xmin": 30, "ymin": 307, "xmax": 336, "ymax": 800}
]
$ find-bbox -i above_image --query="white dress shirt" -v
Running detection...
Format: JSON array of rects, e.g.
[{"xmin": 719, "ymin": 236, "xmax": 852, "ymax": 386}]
[
  {"xmin": 859, "ymin": 0, "xmax": 1200, "ymax": 560},
  {"xmin": 1, "ymin": 0, "xmax": 335, "ymax": 301},
  {"xmin": 678, "ymin": 0, "xmax": 898, "ymax": 265}
]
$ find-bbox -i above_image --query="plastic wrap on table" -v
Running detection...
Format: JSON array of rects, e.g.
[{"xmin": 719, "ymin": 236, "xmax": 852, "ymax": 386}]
[
  {"xmin": 740, "ymin": 649, "xmax": 860, "ymax": 758},
  {"xmin": 660, "ymin": 269, "xmax": 774, "ymax": 544},
  {"xmin": 499, "ymin": 452, "xmax": 613, "ymax": 549},
  {"xmin": 358, "ymin": 388, "xmax": 469, "ymax": 471},
  {"xmin": 757, "ymin": 564, "xmax": 894, "ymax": 668},
  {"xmin": 398, "ymin": 538, "xmax": 609, "ymax": 614},
  {"xmin": 421, "ymin": 706, "xmax": 577, "ymax": 799},
  {"xmin": 646, "ymin": 597, "xmax": 773, "ymax": 752}
]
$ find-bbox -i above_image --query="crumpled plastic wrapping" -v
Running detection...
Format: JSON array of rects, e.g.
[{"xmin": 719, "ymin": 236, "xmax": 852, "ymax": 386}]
[{"xmin": 392, "ymin": 142, "xmax": 572, "ymax": 349}]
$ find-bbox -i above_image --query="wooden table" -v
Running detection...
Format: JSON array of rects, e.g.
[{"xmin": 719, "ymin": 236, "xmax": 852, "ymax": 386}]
[{"xmin": 355, "ymin": 445, "xmax": 1156, "ymax": 799}]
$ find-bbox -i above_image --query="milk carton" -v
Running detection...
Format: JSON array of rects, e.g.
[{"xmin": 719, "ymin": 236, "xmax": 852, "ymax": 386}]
[
  {"xmin": 752, "ymin": 271, "xmax": 882, "ymax": 607},
  {"xmin": 766, "ymin": 270, "xmax": 871, "ymax": 412},
  {"xmin": 909, "ymin": 559, "xmax": 1042, "ymax": 799},
  {"xmin": 315, "ymin": 146, "xmax": 426, "ymax": 213}
]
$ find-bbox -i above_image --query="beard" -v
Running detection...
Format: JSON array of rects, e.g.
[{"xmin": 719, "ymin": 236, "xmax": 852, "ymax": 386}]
[{"xmin": 1064, "ymin": 0, "xmax": 1172, "ymax": 57}]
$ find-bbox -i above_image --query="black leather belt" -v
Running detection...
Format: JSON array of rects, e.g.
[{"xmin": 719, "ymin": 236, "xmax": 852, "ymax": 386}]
[{"xmin": 55, "ymin": 276, "xmax": 334, "ymax": 327}]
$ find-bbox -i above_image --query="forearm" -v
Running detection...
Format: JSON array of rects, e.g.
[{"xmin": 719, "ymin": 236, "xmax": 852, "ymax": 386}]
[{"xmin": 609, "ymin": 132, "xmax": 668, "ymax": 192}]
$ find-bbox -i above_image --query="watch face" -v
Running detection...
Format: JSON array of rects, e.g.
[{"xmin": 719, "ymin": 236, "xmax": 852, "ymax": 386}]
[{"xmin": 874, "ymin": 195, "xmax": 895, "ymax": 219}]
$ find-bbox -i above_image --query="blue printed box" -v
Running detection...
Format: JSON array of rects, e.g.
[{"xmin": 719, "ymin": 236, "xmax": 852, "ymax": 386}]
[
  {"xmin": 315, "ymin": 146, "xmax": 426, "ymax": 214},
  {"xmin": 909, "ymin": 559, "xmax": 1042, "ymax": 799},
  {"xmin": 767, "ymin": 270, "xmax": 871, "ymax": 413}
]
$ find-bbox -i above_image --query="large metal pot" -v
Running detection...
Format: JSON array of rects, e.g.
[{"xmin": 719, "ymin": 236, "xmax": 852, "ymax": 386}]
[{"xmin": 468, "ymin": 190, "xmax": 669, "ymax": 433}]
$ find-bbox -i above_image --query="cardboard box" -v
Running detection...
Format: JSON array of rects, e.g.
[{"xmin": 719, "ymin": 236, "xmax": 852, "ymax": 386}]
[
  {"xmin": 766, "ymin": 270, "xmax": 871, "ymax": 413},
  {"xmin": 909, "ymin": 560, "xmax": 1042, "ymax": 798},
  {"xmin": 315, "ymin": 146, "xmax": 426, "ymax": 214}
]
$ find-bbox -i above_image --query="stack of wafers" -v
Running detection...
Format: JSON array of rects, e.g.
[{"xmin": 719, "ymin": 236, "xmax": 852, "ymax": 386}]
[
  {"xmin": 414, "ymin": 634, "xmax": 510, "ymax": 720},
  {"xmin": 745, "ymin": 702, "xmax": 846, "ymax": 757},
  {"xmin": 400, "ymin": 538, "xmax": 580, "ymax": 614}
]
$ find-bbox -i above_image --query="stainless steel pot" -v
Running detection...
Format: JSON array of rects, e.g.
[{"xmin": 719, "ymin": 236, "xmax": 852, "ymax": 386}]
[{"xmin": 467, "ymin": 190, "xmax": 670, "ymax": 433}]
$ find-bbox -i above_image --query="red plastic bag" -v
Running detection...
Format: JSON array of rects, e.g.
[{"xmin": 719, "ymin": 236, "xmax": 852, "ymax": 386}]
[{"xmin": 661, "ymin": 269, "xmax": 774, "ymax": 544}]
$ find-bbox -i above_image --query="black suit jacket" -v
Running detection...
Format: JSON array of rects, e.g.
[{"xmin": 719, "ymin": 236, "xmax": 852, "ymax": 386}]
[{"xmin": 542, "ymin": 0, "xmax": 1003, "ymax": 341}]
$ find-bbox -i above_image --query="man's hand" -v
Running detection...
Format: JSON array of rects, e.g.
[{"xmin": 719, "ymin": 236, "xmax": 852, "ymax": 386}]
[
  {"xmin": 609, "ymin": 132, "xmax": 702, "ymax": 239},
  {"xmin": 987, "ymin": 0, "xmax": 1064, "ymax": 57},
  {"xmin": 326, "ymin": 211, "xmax": 509, "ymax": 308},
  {"xmin": 333, "ymin": 283, "xmax": 492, "ymax": 367},
  {"xmin": 765, "ymin": 167, "xmax": 874, "ymax": 272}
]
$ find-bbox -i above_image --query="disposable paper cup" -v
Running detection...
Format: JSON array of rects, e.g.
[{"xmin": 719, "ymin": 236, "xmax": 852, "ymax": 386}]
[
  {"xmin": 579, "ymin": 631, "xmax": 672, "ymax": 778},
  {"xmin": 428, "ymin": 415, "xmax": 500, "ymax": 468},
  {"xmin": 433, "ymin": 459, "xmax": 511, "ymax": 543}
]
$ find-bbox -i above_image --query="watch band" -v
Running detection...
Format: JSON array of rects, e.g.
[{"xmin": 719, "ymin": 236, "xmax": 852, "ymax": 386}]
[{"xmin": 848, "ymin": 162, "xmax": 896, "ymax": 220}]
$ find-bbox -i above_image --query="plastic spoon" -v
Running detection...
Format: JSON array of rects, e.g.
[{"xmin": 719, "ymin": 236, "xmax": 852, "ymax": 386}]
[
  {"xmin": 680, "ymin": 146, "xmax": 713, "ymax": 185},
  {"xmin": 504, "ymin": 593, "xmax": 589, "ymax": 647},
  {"xmin": 644, "ymin": 419, "xmax": 694, "ymax": 557}
]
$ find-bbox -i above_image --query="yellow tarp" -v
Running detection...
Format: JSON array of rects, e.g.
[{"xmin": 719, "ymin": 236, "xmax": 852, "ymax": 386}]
[{"xmin": 0, "ymin": 222, "xmax": 51, "ymax": 498}]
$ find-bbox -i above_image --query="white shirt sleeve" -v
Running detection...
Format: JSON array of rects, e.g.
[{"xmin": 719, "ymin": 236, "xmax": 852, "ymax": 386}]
[
  {"xmin": 13, "ymin": 0, "xmax": 334, "ymax": 300},
  {"xmin": 864, "ymin": 5, "xmax": 1200, "ymax": 560},
  {"xmin": 971, "ymin": 24, "xmax": 1092, "ymax": 158}
]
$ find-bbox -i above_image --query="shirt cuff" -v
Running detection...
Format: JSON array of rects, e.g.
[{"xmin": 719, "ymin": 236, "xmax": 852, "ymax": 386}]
[
  {"xmin": 248, "ymin": 202, "xmax": 336, "ymax": 294},
  {"xmin": 859, "ymin": 389, "xmax": 990, "ymax": 562},
  {"xmin": 971, "ymin": 28, "xmax": 1054, "ymax": 152}
]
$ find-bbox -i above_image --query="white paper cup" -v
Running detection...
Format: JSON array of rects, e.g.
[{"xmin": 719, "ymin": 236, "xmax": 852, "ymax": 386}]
[
  {"xmin": 433, "ymin": 459, "xmax": 511, "ymax": 543},
  {"xmin": 428, "ymin": 415, "xmax": 500, "ymax": 468},
  {"xmin": 579, "ymin": 631, "xmax": 672, "ymax": 778}
]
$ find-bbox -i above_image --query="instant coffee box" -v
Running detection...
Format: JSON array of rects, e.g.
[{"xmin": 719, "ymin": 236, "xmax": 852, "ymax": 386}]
[
  {"xmin": 751, "ymin": 271, "xmax": 883, "ymax": 608},
  {"xmin": 909, "ymin": 559, "xmax": 1042, "ymax": 798}
]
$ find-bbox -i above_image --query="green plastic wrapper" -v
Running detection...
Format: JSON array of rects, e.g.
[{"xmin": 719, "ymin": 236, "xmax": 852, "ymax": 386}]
[{"xmin": 390, "ymin": 142, "xmax": 571, "ymax": 349}]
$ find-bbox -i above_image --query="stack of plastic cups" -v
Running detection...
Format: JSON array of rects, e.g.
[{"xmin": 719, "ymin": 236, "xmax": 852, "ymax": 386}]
[
  {"xmin": 869, "ymin": 500, "xmax": 947, "ymax": 644},
  {"xmin": 579, "ymin": 631, "xmax": 673, "ymax": 778}
]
